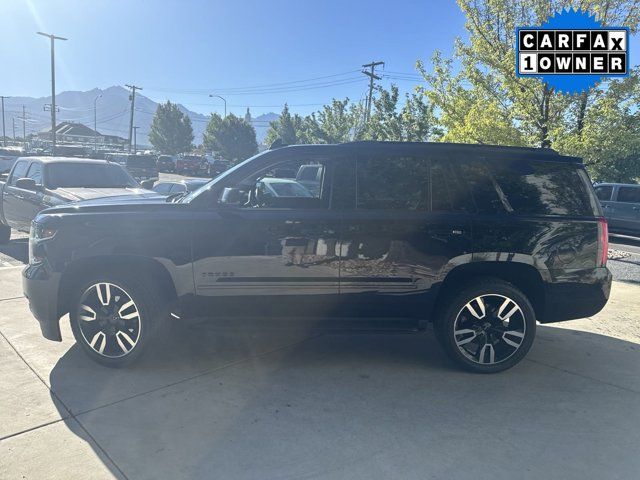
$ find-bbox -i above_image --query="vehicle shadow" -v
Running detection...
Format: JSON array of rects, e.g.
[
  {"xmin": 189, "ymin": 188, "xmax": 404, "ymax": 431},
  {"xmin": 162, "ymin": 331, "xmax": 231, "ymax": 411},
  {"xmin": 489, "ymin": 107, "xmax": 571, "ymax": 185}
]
[
  {"xmin": 0, "ymin": 236, "xmax": 28, "ymax": 265},
  {"xmin": 47, "ymin": 321, "xmax": 640, "ymax": 479}
]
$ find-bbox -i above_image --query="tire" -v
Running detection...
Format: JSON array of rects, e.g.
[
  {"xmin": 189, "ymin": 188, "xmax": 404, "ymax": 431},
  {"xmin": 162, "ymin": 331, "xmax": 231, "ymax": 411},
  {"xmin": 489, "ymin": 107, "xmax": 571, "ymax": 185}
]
[
  {"xmin": 434, "ymin": 278, "xmax": 536, "ymax": 373},
  {"xmin": 0, "ymin": 224, "xmax": 10, "ymax": 244},
  {"xmin": 69, "ymin": 271, "xmax": 168, "ymax": 368}
]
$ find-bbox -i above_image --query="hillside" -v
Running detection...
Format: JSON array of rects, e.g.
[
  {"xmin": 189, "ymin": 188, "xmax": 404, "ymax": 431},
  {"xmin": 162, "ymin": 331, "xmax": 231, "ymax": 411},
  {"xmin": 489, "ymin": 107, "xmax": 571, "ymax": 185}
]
[{"xmin": 2, "ymin": 86, "xmax": 278, "ymax": 146}]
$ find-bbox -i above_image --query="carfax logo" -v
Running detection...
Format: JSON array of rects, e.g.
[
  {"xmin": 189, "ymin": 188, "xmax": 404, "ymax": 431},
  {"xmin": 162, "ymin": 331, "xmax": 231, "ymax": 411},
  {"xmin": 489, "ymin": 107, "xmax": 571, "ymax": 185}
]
[{"xmin": 516, "ymin": 9, "xmax": 629, "ymax": 94}]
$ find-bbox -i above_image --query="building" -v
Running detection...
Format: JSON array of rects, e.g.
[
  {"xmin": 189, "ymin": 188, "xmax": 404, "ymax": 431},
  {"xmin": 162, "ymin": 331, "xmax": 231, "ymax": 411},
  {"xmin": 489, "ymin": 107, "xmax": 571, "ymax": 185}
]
[{"xmin": 38, "ymin": 122, "xmax": 127, "ymax": 149}]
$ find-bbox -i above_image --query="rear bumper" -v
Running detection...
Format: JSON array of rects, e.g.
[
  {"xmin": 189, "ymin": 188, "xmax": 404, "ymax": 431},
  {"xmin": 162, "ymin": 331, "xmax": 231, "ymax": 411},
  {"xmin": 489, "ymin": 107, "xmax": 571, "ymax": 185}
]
[
  {"xmin": 22, "ymin": 263, "xmax": 62, "ymax": 341},
  {"xmin": 538, "ymin": 267, "xmax": 612, "ymax": 323}
]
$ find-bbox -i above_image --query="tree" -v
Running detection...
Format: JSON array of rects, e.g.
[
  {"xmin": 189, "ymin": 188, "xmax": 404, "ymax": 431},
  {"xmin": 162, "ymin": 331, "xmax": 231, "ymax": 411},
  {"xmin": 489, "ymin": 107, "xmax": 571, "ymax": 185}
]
[
  {"xmin": 309, "ymin": 98, "xmax": 364, "ymax": 143},
  {"xmin": 203, "ymin": 113, "xmax": 258, "ymax": 164},
  {"xmin": 265, "ymin": 104, "xmax": 307, "ymax": 145},
  {"xmin": 554, "ymin": 69, "xmax": 640, "ymax": 182},
  {"xmin": 363, "ymin": 85, "xmax": 440, "ymax": 142},
  {"xmin": 417, "ymin": 0, "xmax": 640, "ymax": 180},
  {"xmin": 148, "ymin": 101, "xmax": 194, "ymax": 155}
]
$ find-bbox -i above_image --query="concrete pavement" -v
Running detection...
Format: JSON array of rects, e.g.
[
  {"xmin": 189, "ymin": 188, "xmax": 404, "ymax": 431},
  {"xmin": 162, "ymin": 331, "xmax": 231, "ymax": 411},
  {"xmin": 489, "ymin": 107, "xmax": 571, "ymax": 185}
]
[{"xmin": 1, "ymin": 266, "xmax": 639, "ymax": 480}]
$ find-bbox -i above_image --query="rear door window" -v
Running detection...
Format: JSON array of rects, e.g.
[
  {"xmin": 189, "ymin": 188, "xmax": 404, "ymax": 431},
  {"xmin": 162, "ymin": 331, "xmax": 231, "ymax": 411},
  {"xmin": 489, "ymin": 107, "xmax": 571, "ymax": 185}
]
[
  {"xmin": 356, "ymin": 155, "xmax": 429, "ymax": 210},
  {"xmin": 595, "ymin": 185, "xmax": 613, "ymax": 201},
  {"xmin": 430, "ymin": 158, "xmax": 472, "ymax": 213},
  {"xmin": 617, "ymin": 186, "xmax": 640, "ymax": 204},
  {"xmin": 26, "ymin": 162, "xmax": 43, "ymax": 185}
]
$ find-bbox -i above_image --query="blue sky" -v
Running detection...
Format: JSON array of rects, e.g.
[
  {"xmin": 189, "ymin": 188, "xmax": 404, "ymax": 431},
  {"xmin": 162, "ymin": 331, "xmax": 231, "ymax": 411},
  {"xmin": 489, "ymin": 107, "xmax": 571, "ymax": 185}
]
[
  {"xmin": 1, "ymin": 0, "xmax": 638, "ymax": 119},
  {"xmin": 0, "ymin": 0, "xmax": 465, "ymax": 117}
]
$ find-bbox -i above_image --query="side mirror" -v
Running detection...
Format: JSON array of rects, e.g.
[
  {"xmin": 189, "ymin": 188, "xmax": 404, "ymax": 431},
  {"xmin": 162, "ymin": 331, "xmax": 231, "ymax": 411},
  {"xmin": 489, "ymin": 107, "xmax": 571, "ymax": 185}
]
[
  {"xmin": 15, "ymin": 177, "xmax": 38, "ymax": 191},
  {"xmin": 140, "ymin": 179, "xmax": 155, "ymax": 190}
]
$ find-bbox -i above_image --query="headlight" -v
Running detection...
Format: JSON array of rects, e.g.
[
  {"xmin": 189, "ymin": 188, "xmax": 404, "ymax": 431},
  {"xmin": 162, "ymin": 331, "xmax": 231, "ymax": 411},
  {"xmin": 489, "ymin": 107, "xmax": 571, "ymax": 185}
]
[
  {"xmin": 31, "ymin": 222, "xmax": 57, "ymax": 240},
  {"xmin": 29, "ymin": 222, "xmax": 57, "ymax": 265}
]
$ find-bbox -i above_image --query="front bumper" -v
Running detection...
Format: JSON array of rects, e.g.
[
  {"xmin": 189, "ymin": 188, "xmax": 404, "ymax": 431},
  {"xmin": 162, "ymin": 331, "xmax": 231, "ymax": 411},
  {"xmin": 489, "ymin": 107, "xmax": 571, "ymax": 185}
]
[
  {"xmin": 22, "ymin": 263, "xmax": 62, "ymax": 341},
  {"xmin": 538, "ymin": 267, "xmax": 612, "ymax": 323}
]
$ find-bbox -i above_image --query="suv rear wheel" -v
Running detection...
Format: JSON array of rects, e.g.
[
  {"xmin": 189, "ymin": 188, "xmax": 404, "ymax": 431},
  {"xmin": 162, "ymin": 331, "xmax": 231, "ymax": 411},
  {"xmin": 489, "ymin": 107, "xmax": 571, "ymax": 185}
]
[
  {"xmin": 69, "ymin": 272, "xmax": 167, "ymax": 367},
  {"xmin": 435, "ymin": 279, "xmax": 536, "ymax": 373}
]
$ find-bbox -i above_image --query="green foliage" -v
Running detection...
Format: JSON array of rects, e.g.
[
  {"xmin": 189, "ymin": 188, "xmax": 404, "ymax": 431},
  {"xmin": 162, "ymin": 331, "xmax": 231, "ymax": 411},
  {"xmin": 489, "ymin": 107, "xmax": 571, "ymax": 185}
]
[
  {"xmin": 265, "ymin": 104, "xmax": 308, "ymax": 145},
  {"xmin": 554, "ymin": 70, "xmax": 640, "ymax": 182},
  {"xmin": 417, "ymin": 0, "xmax": 640, "ymax": 180},
  {"xmin": 203, "ymin": 113, "xmax": 258, "ymax": 164},
  {"xmin": 148, "ymin": 101, "xmax": 194, "ymax": 155}
]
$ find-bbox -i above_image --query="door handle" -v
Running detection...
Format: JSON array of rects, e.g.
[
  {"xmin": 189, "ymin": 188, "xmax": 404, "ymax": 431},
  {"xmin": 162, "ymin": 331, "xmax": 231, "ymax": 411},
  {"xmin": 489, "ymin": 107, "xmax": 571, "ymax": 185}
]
[{"xmin": 633, "ymin": 206, "xmax": 639, "ymax": 211}]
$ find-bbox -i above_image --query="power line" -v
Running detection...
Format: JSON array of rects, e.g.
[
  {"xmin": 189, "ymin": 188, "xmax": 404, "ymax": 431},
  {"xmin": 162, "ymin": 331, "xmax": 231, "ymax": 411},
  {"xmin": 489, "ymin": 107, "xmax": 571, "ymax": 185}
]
[
  {"xmin": 144, "ymin": 77, "xmax": 365, "ymax": 96},
  {"xmin": 143, "ymin": 69, "xmax": 361, "ymax": 95}
]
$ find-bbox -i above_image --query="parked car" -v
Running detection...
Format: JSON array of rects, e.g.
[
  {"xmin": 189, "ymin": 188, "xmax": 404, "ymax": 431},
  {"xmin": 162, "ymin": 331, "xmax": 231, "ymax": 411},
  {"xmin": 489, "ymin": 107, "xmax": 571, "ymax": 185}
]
[
  {"xmin": 176, "ymin": 155, "xmax": 207, "ymax": 176},
  {"xmin": 0, "ymin": 147, "xmax": 24, "ymax": 175},
  {"xmin": 594, "ymin": 183, "xmax": 640, "ymax": 237},
  {"xmin": 152, "ymin": 178, "xmax": 209, "ymax": 196},
  {"xmin": 208, "ymin": 159, "xmax": 230, "ymax": 178},
  {"xmin": 24, "ymin": 142, "xmax": 611, "ymax": 372},
  {"xmin": 157, "ymin": 155, "xmax": 176, "ymax": 173},
  {"xmin": 105, "ymin": 153, "xmax": 159, "ymax": 183},
  {"xmin": 53, "ymin": 145, "xmax": 88, "ymax": 158},
  {"xmin": 0, "ymin": 156, "xmax": 157, "ymax": 243}
]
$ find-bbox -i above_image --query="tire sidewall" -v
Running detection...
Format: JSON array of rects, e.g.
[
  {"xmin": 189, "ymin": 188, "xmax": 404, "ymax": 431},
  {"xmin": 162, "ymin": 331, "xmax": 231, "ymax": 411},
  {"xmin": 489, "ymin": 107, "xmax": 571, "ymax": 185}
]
[
  {"xmin": 69, "ymin": 272, "xmax": 158, "ymax": 368},
  {"xmin": 436, "ymin": 280, "xmax": 537, "ymax": 373}
]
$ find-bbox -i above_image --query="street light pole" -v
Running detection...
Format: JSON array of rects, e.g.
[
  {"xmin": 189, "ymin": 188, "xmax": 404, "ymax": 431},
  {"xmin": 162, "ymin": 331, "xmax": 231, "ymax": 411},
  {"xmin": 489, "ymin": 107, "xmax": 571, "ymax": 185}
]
[
  {"xmin": 209, "ymin": 94, "xmax": 227, "ymax": 118},
  {"xmin": 37, "ymin": 32, "xmax": 67, "ymax": 156},
  {"xmin": 94, "ymin": 94, "xmax": 102, "ymax": 154},
  {"xmin": 0, "ymin": 96, "xmax": 9, "ymax": 147}
]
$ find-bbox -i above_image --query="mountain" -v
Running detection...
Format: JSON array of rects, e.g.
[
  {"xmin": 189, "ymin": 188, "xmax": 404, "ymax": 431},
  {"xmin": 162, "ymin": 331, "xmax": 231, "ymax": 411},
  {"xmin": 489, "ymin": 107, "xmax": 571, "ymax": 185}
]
[{"xmin": 2, "ymin": 86, "xmax": 278, "ymax": 147}]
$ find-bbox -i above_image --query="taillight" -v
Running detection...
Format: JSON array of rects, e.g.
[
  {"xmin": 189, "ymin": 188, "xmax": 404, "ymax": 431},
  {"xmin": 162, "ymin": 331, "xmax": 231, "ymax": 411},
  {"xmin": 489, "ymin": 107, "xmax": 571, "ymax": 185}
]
[{"xmin": 597, "ymin": 217, "xmax": 608, "ymax": 267}]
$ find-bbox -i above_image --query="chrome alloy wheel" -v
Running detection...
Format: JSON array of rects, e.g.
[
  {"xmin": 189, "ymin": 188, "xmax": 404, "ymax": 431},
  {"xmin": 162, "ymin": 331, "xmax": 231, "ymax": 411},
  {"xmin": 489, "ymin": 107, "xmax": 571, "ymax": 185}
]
[
  {"xmin": 453, "ymin": 294, "xmax": 526, "ymax": 365},
  {"xmin": 77, "ymin": 283, "xmax": 141, "ymax": 358}
]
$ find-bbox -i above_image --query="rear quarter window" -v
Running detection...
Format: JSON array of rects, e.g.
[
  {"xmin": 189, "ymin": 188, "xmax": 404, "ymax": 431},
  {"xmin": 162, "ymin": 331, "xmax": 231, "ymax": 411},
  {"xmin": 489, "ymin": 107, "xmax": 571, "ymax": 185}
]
[
  {"xmin": 616, "ymin": 186, "xmax": 640, "ymax": 203},
  {"xmin": 459, "ymin": 158, "xmax": 595, "ymax": 216}
]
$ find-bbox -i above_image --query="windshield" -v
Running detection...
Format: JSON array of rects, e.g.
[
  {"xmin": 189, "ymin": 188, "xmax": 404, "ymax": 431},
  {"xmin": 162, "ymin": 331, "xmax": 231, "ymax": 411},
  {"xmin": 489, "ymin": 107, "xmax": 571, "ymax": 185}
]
[
  {"xmin": 181, "ymin": 151, "xmax": 266, "ymax": 203},
  {"xmin": 47, "ymin": 162, "xmax": 138, "ymax": 189}
]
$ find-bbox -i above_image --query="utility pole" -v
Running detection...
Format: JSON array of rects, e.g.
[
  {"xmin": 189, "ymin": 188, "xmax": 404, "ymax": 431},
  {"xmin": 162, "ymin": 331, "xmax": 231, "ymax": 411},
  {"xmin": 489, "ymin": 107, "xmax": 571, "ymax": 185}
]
[
  {"xmin": 12, "ymin": 118, "xmax": 16, "ymax": 140},
  {"xmin": 22, "ymin": 105, "xmax": 26, "ymax": 141},
  {"xmin": 361, "ymin": 61, "xmax": 384, "ymax": 123},
  {"xmin": 132, "ymin": 126, "xmax": 139, "ymax": 154},
  {"xmin": 125, "ymin": 84, "xmax": 142, "ymax": 153},
  {"xmin": 94, "ymin": 94, "xmax": 102, "ymax": 154},
  {"xmin": 0, "ymin": 96, "xmax": 8, "ymax": 147},
  {"xmin": 37, "ymin": 32, "xmax": 67, "ymax": 156}
]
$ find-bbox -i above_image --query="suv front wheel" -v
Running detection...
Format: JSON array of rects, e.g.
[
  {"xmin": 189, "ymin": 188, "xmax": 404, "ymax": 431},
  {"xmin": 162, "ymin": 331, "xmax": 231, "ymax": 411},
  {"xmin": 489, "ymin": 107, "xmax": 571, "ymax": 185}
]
[
  {"xmin": 435, "ymin": 279, "xmax": 536, "ymax": 373},
  {"xmin": 69, "ymin": 272, "xmax": 167, "ymax": 367}
]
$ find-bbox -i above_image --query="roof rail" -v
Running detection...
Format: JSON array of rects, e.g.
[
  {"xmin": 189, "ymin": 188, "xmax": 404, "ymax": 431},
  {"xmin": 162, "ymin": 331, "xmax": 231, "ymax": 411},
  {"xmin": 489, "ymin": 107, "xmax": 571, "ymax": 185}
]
[{"xmin": 269, "ymin": 139, "xmax": 288, "ymax": 150}]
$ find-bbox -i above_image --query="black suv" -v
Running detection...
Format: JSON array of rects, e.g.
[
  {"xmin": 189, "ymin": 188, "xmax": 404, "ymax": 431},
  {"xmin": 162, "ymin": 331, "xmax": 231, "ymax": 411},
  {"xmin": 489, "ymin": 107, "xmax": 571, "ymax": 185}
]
[{"xmin": 24, "ymin": 142, "xmax": 611, "ymax": 372}]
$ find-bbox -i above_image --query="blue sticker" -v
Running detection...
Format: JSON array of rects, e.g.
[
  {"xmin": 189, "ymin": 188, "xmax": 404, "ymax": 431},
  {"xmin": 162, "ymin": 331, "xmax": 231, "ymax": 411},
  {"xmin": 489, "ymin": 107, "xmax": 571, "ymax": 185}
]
[{"xmin": 516, "ymin": 9, "xmax": 630, "ymax": 94}]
